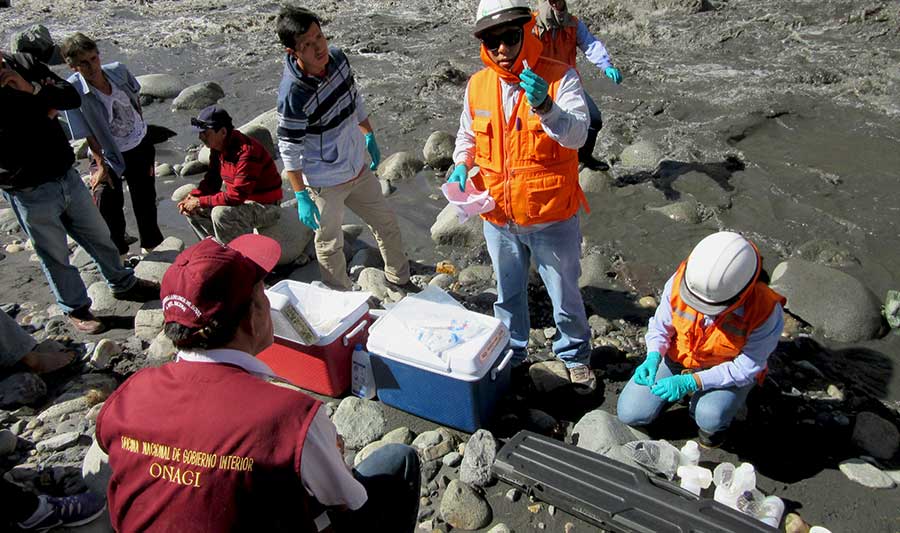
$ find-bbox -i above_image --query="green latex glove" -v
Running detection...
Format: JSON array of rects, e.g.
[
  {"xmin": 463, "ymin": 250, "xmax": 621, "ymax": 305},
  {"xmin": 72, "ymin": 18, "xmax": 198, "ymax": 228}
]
[
  {"xmin": 632, "ymin": 351, "xmax": 662, "ymax": 386},
  {"xmin": 294, "ymin": 190, "xmax": 321, "ymax": 230},
  {"xmin": 447, "ymin": 164, "xmax": 468, "ymax": 192},
  {"xmin": 650, "ymin": 374, "xmax": 699, "ymax": 402},
  {"xmin": 604, "ymin": 66, "xmax": 623, "ymax": 84},
  {"xmin": 519, "ymin": 68, "xmax": 550, "ymax": 108},
  {"xmin": 365, "ymin": 132, "xmax": 381, "ymax": 171}
]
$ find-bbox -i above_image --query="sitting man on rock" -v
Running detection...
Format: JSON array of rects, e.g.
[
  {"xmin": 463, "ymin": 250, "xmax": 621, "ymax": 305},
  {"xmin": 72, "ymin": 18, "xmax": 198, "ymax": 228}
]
[
  {"xmin": 617, "ymin": 232, "xmax": 785, "ymax": 448},
  {"xmin": 178, "ymin": 105, "xmax": 283, "ymax": 244},
  {"xmin": 61, "ymin": 32, "xmax": 165, "ymax": 256},
  {"xmin": 0, "ymin": 50, "xmax": 158, "ymax": 335},
  {"xmin": 94, "ymin": 234, "xmax": 421, "ymax": 532},
  {"xmin": 275, "ymin": 6, "xmax": 410, "ymax": 291},
  {"xmin": 450, "ymin": 0, "xmax": 594, "ymax": 390}
]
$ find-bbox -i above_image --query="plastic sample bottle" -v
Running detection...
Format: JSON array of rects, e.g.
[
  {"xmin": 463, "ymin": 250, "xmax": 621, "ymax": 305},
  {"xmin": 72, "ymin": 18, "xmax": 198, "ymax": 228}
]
[
  {"xmin": 713, "ymin": 463, "xmax": 737, "ymax": 508},
  {"xmin": 679, "ymin": 440, "xmax": 701, "ymax": 466},
  {"xmin": 759, "ymin": 495, "xmax": 786, "ymax": 527},
  {"xmin": 351, "ymin": 344, "xmax": 376, "ymax": 399},
  {"xmin": 677, "ymin": 465, "xmax": 713, "ymax": 495}
]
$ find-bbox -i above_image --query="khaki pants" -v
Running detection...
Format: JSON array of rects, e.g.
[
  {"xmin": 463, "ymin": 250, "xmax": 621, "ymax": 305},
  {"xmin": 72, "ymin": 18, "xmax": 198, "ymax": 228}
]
[
  {"xmin": 309, "ymin": 168, "xmax": 409, "ymax": 290},
  {"xmin": 187, "ymin": 201, "xmax": 280, "ymax": 244}
]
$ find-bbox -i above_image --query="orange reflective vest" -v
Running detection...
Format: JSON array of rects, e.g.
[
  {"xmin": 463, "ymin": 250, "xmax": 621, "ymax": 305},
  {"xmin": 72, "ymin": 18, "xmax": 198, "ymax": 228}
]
[
  {"xmin": 467, "ymin": 58, "xmax": 586, "ymax": 226},
  {"xmin": 534, "ymin": 16, "xmax": 579, "ymax": 68},
  {"xmin": 667, "ymin": 260, "xmax": 786, "ymax": 377}
]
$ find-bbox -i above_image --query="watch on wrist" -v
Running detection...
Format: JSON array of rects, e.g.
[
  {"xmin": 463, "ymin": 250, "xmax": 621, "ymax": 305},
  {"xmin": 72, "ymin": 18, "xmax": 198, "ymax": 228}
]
[{"xmin": 31, "ymin": 81, "xmax": 42, "ymax": 95}]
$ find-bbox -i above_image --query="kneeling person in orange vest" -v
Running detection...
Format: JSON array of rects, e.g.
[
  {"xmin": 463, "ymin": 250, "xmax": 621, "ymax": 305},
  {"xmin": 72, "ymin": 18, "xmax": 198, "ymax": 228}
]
[
  {"xmin": 617, "ymin": 232, "xmax": 785, "ymax": 448},
  {"xmin": 450, "ymin": 0, "xmax": 595, "ymax": 392}
]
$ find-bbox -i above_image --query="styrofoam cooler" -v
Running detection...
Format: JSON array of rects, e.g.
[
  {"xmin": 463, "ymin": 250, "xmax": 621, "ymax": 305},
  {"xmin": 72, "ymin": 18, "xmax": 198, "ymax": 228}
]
[
  {"xmin": 367, "ymin": 288, "xmax": 513, "ymax": 432},
  {"xmin": 258, "ymin": 281, "xmax": 370, "ymax": 396}
]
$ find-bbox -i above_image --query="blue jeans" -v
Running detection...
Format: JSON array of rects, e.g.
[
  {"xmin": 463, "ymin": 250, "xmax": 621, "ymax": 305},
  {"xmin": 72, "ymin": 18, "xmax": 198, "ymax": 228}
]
[
  {"xmin": 484, "ymin": 216, "xmax": 591, "ymax": 367},
  {"xmin": 3, "ymin": 168, "xmax": 136, "ymax": 314},
  {"xmin": 0, "ymin": 310, "xmax": 37, "ymax": 368},
  {"xmin": 330, "ymin": 444, "xmax": 420, "ymax": 532},
  {"xmin": 579, "ymin": 92, "xmax": 603, "ymax": 161},
  {"xmin": 616, "ymin": 357, "xmax": 754, "ymax": 434}
]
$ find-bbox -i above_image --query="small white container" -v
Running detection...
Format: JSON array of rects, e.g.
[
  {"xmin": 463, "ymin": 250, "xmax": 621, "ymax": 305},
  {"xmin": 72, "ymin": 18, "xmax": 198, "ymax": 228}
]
[{"xmin": 679, "ymin": 440, "xmax": 700, "ymax": 466}]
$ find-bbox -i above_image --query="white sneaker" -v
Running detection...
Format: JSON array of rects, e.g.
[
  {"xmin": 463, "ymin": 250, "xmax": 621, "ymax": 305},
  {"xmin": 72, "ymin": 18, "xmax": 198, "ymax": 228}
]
[{"xmin": 568, "ymin": 363, "xmax": 597, "ymax": 394}]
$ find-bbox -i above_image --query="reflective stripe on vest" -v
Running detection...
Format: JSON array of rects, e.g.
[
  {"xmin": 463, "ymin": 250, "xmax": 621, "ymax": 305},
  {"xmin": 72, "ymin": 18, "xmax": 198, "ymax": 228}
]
[
  {"xmin": 667, "ymin": 261, "xmax": 786, "ymax": 378},
  {"xmin": 466, "ymin": 57, "xmax": 584, "ymax": 226}
]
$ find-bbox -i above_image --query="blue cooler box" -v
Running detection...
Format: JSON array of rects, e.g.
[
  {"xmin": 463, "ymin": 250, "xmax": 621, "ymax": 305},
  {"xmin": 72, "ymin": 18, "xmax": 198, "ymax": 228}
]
[{"xmin": 366, "ymin": 288, "xmax": 513, "ymax": 432}]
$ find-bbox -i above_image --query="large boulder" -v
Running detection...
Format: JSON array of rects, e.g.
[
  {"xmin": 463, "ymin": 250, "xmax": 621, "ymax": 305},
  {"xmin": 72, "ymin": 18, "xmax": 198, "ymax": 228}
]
[
  {"xmin": 377, "ymin": 152, "xmax": 424, "ymax": 183},
  {"xmin": 579, "ymin": 167, "xmax": 612, "ymax": 194},
  {"xmin": 423, "ymin": 131, "xmax": 455, "ymax": 170},
  {"xmin": 619, "ymin": 140, "xmax": 662, "ymax": 168},
  {"xmin": 440, "ymin": 480, "xmax": 492, "ymax": 530},
  {"xmin": 82, "ymin": 439, "xmax": 112, "ymax": 496},
  {"xmin": 10, "ymin": 25, "xmax": 61, "ymax": 64},
  {"xmin": 331, "ymin": 397, "xmax": 386, "ymax": 450},
  {"xmin": 572, "ymin": 410, "xmax": 649, "ymax": 467},
  {"xmin": 135, "ymin": 74, "xmax": 184, "ymax": 100},
  {"xmin": 770, "ymin": 260, "xmax": 883, "ymax": 342},
  {"xmin": 0, "ymin": 372, "xmax": 46, "ymax": 407},
  {"xmin": 256, "ymin": 207, "xmax": 314, "ymax": 266},
  {"xmin": 239, "ymin": 123, "xmax": 276, "ymax": 160},
  {"xmin": 430, "ymin": 204, "xmax": 486, "ymax": 248},
  {"xmin": 459, "ymin": 430, "xmax": 497, "ymax": 488},
  {"xmin": 852, "ymin": 412, "xmax": 899, "ymax": 460},
  {"xmin": 172, "ymin": 82, "xmax": 225, "ymax": 110},
  {"xmin": 171, "ymin": 183, "xmax": 196, "ymax": 203}
]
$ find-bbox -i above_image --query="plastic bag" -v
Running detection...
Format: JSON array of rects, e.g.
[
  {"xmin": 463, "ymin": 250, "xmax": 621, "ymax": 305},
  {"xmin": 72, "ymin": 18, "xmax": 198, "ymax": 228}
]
[{"xmin": 621, "ymin": 440, "xmax": 681, "ymax": 480}]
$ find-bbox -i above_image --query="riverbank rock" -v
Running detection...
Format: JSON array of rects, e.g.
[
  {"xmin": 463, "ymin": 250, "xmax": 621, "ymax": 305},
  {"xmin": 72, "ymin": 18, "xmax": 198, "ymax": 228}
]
[
  {"xmin": 412, "ymin": 428, "xmax": 458, "ymax": 462},
  {"xmin": 378, "ymin": 152, "xmax": 424, "ymax": 183},
  {"xmin": 135, "ymin": 74, "xmax": 184, "ymax": 100},
  {"xmin": 357, "ymin": 267, "xmax": 404, "ymax": 304},
  {"xmin": 579, "ymin": 167, "xmax": 612, "ymax": 194},
  {"xmin": 431, "ymin": 204, "xmax": 486, "ymax": 248},
  {"xmin": 332, "ymin": 397, "xmax": 386, "ymax": 450},
  {"xmin": 10, "ymin": 25, "xmax": 61, "ymax": 64},
  {"xmin": 0, "ymin": 208, "xmax": 20, "ymax": 233},
  {"xmin": 423, "ymin": 131, "xmax": 455, "ymax": 170},
  {"xmin": 529, "ymin": 360, "xmax": 570, "ymax": 393},
  {"xmin": 458, "ymin": 265, "xmax": 493, "ymax": 286},
  {"xmin": 852, "ymin": 412, "xmax": 900, "ymax": 460},
  {"xmin": 792, "ymin": 239, "xmax": 859, "ymax": 268},
  {"xmin": 619, "ymin": 140, "xmax": 662, "ymax": 168},
  {"xmin": 440, "ymin": 480, "xmax": 492, "ymax": 530},
  {"xmin": 180, "ymin": 160, "xmax": 208, "ymax": 177},
  {"xmin": 172, "ymin": 82, "xmax": 225, "ymax": 110},
  {"xmin": 82, "ymin": 439, "xmax": 111, "ymax": 495},
  {"xmin": 135, "ymin": 304, "xmax": 165, "ymax": 341},
  {"xmin": 647, "ymin": 198, "xmax": 702, "ymax": 224},
  {"xmin": 0, "ymin": 429, "xmax": 16, "ymax": 455},
  {"xmin": 770, "ymin": 260, "xmax": 883, "ymax": 342},
  {"xmin": 0, "ymin": 372, "xmax": 47, "ymax": 407},
  {"xmin": 573, "ymin": 410, "xmax": 649, "ymax": 467},
  {"xmin": 171, "ymin": 183, "xmax": 195, "ymax": 203},
  {"xmin": 460, "ymin": 430, "xmax": 497, "ymax": 488},
  {"xmin": 838, "ymin": 459, "xmax": 896, "ymax": 489},
  {"xmin": 147, "ymin": 330, "xmax": 176, "ymax": 366},
  {"xmin": 90, "ymin": 339, "xmax": 120, "ymax": 370},
  {"xmin": 87, "ymin": 282, "xmax": 117, "ymax": 312},
  {"xmin": 239, "ymin": 123, "xmax": 276, "ymax": 160},
  {"xmin": 256, "ymin": 207, "xmax": 312, "ymax": 266}
]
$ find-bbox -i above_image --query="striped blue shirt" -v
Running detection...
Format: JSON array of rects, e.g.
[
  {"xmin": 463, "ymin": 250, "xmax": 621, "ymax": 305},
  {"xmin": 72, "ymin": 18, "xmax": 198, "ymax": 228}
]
[{"xmin": 276, "ymin": 47, "xmax": 368, "ymax": 187}]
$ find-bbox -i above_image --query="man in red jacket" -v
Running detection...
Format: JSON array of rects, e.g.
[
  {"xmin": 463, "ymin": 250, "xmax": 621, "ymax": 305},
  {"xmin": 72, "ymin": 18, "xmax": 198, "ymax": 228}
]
[{"xmin": 179, "ymin": 105, "xmax": 283, "ymax": 243}]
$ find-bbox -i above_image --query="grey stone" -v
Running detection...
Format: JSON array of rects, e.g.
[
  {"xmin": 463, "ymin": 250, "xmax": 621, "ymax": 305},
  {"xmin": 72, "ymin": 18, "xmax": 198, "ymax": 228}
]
[
  {"xmin": 0, "ymin": 372, "xmax": 47, "ymax": 407},
  {"xmin": 172, "ymin": 82, "xmax": 225, "ymax": 110},
  {"xmin": 180, "ymin": 160, "xmax": 208, "ymax": 177},
  {"xmin": 37, "ymin": 396, "xmax": 90, "ymax": 423},
  {"xmin": 349, "ymin": 247, "xmax": 384, "ymax": 276},
  {"xmin": 429, "ymin": 273, "xmax": 455, "ymax": 290},
  {"xmin": 619, "ymin": 140, "xmax": 662, "ymax": 168},
  {"xmin": 412, "ymin": 428, "xmax": 457, "ymax": 461},
  {"xmin": 10, "ymin": 25, "xmax": 61, "ymax": 64},
  {"xmin": 792, "ymin": 239, "xmax": 859, "ymax": 268},
  {"xmin": 771, "ymin": 260, "xmax": 883, "ymax": 342},
  {"xmin": 443, "ymin": 451, "xmax": 463, "ymax": 467},
  {"xmin": 488, "ymin": 525, "xmax": 513, "ymax": 533},
  {"xmin": 0, "ymin": 208, "xmax": 20, "ymax": 233},
  {"xmin": 257, "ymin": 207, "xmax": 314, "ymax": 266},
  {"xmin": 90, "ymin": 339, "xmax": 120, "ymax": 370},
  {"xmin": 358, "ymin": 267, "xmax": 405, "ymax": 304},
  {"xmin": 354, "ymin": 439, "xmax": 390, "ymax": 467},
  {"xmin": 135, "ymin": 304, "xmax": 165, "ymax": 341},
  {"xmin": 378, "ymin": 152, "xmax": 424, "ymax": 183},
  {"xmin": 332, "ymin": 397, "xmax": 386, "ymax": 450},
  {"xmin": 431, "ymin": 203, "xmax": 485, "ymax": 248},
  {"xmin": 423, "ymin": 131, "xmax": 455, "ymax": 170},
  {"xmin": 527, "ymin": 409, "xmax": 558, "ymax": 433},
  {"xmin": 382, "ymin": 426, "xmax": 416, "ymax": 445},
  {"xmin": 572, "ymin": 410, "xmax": 649, "ymax": 467},
  {"xmin": 147, "ymin": 330, "xmax": 176, "ymax": 366},
  {"xmin": 458, "ymin": 265, "xmax": 493, "ymax": 286},
  {"xmin": 589, "ymin": 315, "xmax": 612, "ymax": 336},
  {"xmin": 240, "ymin": 108, "xmax": 280, "ymax": 151},
  {"xmin": 71, "ymin": 246, "xmax": 94, "ymax": 269},
  {"xmin": 440, "ymin": 479, "xmax": 492, "ymax": 530},
  {"xmin": 87, "ymin": 282, "xmax": 118, "ymax": 312},
  {"xmin": 852, "ymin": 412, "xmax": 900, "ymax": 460},
  {"xmin": 172, "ymin": 183, "xmax": 196, "ymax": 203},
  {"xmin": 838, "ymin": 458, "xmax": 896, "ymax": 489},
  {"xmin": 82, "ymin": 439, "xmax": 111, "ymax": 496},
  {"xmin": 884, "ymin": 290, "xmax": 900, "ymax": 329},
  {"xmin": 529, "ymin": 361, "xmax": 570, "ymax": 393},
  {"xmin": 0, "ymin": 429, "xmax": 17, "ymax": 455},
  {"xmin": 239, "ymin": 123, "xmax": 277, "ymax": 160},
  {"xmin": 71, "ymin": 139, "xmax": 89, "ymax": 160},
  {"xmin": 135, "ymin": 74, "xmax": 184, "ymax": 100},
  {"xmin": 579, "ymin": 167, "xmax": 612, "ymax": 194},
  {"xmin": 460, "ymin": 430, "xmax": 497, "ymax": 487},
  {"xmin": 134, "ymin": 260, "xmax": 170, "ymax": 285},
  {"xmin": 36, "ymin": 431, "xmax": 81, "ymax": 453},
  {"xmin": 505, "ymin": 488, "xmax": 521, "ymax": 502},
  {"xmin": 647, "ymin": 198, "xmax": 702, "ymax": 224},
  {"xmin": 156, "ymin": 163, "xmax": 175, "ymax": 178},
  {"xmin": 578, "ymin": 253, "xmax": 611, "ymax": 289}
]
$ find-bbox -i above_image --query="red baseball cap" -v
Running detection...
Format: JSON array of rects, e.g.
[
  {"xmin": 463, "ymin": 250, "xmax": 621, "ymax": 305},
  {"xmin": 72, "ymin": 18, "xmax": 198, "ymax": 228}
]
[{"xmin": 161, "ymin": 235, "xmax": 281, "ymax": 329}]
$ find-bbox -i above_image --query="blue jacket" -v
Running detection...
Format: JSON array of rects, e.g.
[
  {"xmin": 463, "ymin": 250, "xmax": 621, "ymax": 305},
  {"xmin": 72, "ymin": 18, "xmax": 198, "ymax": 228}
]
[{"xmin": 63, "ymin": 62, "xmax": 143, "ymax": 177}]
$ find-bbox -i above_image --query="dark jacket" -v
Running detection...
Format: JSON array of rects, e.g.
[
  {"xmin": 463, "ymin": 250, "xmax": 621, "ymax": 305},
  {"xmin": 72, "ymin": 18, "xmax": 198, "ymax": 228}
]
[{"xmin": 0, "ymin": 52, "xmax": 81, "ymax": 191}]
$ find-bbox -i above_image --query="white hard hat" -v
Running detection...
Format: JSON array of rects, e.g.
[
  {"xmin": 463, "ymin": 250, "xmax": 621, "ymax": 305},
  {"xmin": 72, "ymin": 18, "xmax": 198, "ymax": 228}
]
[
  {"xmin": 474, "ymin": 0, "xmax": 532, "ymax": 37},
  {"xmin": 680, "ymin": 231, "xmax": 759, "ymax": 315}
]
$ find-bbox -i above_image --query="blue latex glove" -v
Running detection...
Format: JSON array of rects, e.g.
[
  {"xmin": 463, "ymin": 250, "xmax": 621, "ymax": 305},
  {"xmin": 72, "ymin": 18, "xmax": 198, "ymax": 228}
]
[
  {"xmin": 447, "ymin": 164, "xmax": 468, "ymax": 192},
  {"xmin": 650, "ymin": 374, "xmax": 699, "ymax": 402},
  {"xmin": 632, "ymin": 351, "xmax": 662, "ymax": 386},
  {"xmin": 519, "ymin": 68, "xmax": 550, "ymax": 109},
  {"xmin": 294, "ymin": 190, "xmax": 321, "ymax": 230},
  {"xmin": 604, "ymin": 66, "xmax": 622, "ymax": 84},
  {"xmin": 365, "ymin": 132, "xmax": 381, "ymax": 171}
]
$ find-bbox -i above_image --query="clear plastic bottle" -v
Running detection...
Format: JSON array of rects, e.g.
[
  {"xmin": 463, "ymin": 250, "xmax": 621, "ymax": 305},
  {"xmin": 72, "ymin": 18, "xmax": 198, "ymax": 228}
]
[
  {"xmin": 759, "ymin": 495, "xmax": 785, "ymax": 527},
  {"xmin": 679, "ymin": 440, "xmax": 700, "ymax": 466},
  {"xmin": 713, "ymin": 463, "xmax": 737, "ymax": 508},
  {"xmin": 733, "ymin": 463, "xmax": 757, "ymax": 494},
  {"xmin": 622, "ymin": 440, "xmax": 682, "ymax": 480},
  {"xmin": 351, "ymin": 344, "xmax": 376, "ymax": 399},
  {"xmin": 677, "ymin": 465, "xmax": 713, "ymax": 495}
]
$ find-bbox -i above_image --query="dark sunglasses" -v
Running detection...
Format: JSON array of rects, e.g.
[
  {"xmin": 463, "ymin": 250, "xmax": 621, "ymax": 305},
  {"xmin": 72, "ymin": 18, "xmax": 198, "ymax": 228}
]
[
  {"xmin": 481, "ymin": 27, "xmax": 523, "ymax": 52},
  {"xmin": 191, "ymin": 118, "xmax": 216, "ymax": 130}
]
